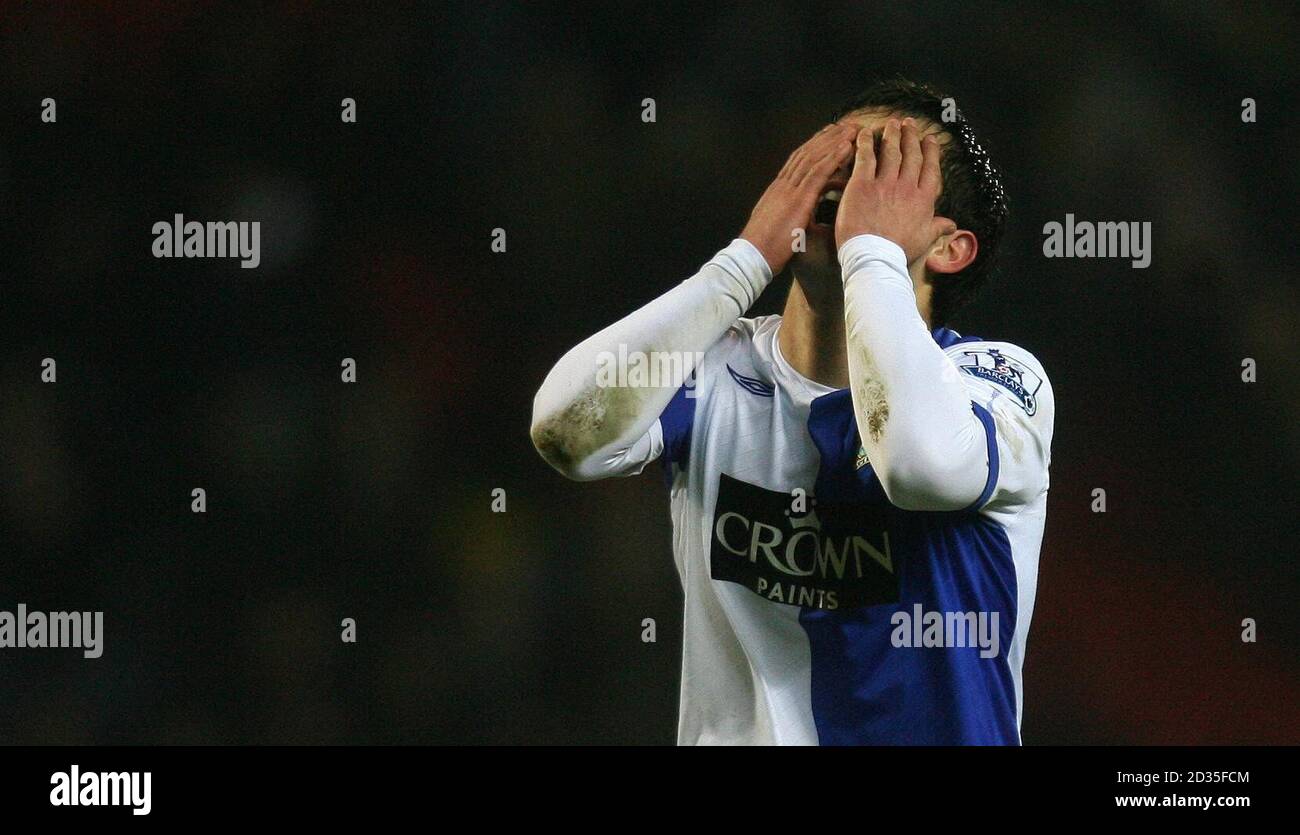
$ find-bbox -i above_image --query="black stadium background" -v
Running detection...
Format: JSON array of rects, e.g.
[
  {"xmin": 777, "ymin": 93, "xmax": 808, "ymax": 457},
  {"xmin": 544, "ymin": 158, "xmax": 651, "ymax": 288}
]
[{"xmin": 0, "ymin": 2, "xmax": 1297, "ymax": 745}]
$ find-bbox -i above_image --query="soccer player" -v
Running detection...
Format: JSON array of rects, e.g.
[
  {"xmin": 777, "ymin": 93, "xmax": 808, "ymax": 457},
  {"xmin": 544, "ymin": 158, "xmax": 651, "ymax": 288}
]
[{"xmin": 530, "ymin": 79, "xmax": 1053, "ymax": 745}]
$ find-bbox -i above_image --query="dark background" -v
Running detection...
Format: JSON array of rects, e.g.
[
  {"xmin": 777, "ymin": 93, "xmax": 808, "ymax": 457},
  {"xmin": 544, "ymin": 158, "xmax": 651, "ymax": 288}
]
[{"xmin": 0, "ymin": 1, "xmax": 1296, "ymax": 744}]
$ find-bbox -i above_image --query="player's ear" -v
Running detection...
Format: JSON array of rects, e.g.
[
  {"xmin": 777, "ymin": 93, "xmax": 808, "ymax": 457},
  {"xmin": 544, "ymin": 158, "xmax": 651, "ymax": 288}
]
[{"xmin": 924, "ymin": 223, "xmax": 977, "ymax": 275}]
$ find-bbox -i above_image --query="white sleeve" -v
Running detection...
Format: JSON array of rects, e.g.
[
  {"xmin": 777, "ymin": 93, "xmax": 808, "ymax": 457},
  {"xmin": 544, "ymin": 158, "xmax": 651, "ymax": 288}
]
[
  {"xmin": 530, "ymin": 239, "xmax": 772, "ymax": 480},
  {"xmin": 838, "ymin": 233, "xmax": 1052, "ymax": 511},
  {"xmin": 949, "ymin": 341, "xmax": 1054, "ymax": 509}
]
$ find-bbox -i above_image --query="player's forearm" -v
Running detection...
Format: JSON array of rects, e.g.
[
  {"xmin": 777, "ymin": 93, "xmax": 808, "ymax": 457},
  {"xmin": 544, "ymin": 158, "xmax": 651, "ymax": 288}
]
[
  {"xmin": 531, "ymin": 239, "xmax": 772, "ymax": 479},
  {"xmin": 839, "ymin": 234, "xmax": 988, "ymax": 510}
]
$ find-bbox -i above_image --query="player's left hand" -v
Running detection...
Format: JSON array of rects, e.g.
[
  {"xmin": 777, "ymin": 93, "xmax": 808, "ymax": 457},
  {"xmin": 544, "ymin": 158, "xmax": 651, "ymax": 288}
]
[{"xmin": 834, "ymin": 117, "xmax": 956, "ymax": 262}]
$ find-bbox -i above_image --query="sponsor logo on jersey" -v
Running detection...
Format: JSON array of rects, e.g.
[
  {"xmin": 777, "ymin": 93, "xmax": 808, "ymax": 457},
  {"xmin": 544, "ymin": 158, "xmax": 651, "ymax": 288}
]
[
  {"xmin": 955, "ymin": 348, "xmax": 1043, "ymax": 415},
  {"xmin": 710, "ymin": 473, "xmax": 897, "ymax": 610}
]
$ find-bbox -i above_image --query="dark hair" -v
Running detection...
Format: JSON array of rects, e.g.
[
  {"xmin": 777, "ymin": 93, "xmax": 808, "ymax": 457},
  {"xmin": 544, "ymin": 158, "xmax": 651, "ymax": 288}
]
[{"xmin": 832, "ymin": 78, "xmax": 1008, "ymax": 326}]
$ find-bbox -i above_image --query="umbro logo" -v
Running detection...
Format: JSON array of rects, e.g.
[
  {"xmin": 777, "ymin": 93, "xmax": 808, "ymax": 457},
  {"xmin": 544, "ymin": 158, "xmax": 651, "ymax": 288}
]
[{"xmin": 726, "ymin": 364, "xmax": 775, "ymax": 397}]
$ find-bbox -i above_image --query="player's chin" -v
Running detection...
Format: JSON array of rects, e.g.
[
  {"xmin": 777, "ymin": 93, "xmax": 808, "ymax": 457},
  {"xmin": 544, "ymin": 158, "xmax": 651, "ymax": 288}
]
[{"xmin": 805, "ymin": 219, "xmax": 837, "ymax": 256}]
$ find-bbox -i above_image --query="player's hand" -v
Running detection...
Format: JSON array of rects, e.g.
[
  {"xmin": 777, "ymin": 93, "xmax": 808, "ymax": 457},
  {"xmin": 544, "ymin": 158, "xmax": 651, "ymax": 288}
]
[
  {"xmin": 835, "ymin": 118, "xmax": 956, "ymax": 262},
  {"xmin": 740, "ymin": 123, "xmax": 856, "ymax": 274}
]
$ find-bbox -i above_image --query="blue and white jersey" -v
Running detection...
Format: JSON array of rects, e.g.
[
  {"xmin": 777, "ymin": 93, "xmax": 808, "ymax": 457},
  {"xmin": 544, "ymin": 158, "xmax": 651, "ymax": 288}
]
[{"xmin": 626, "ymin": 314, "xmax": 1053, "ymax": 745}]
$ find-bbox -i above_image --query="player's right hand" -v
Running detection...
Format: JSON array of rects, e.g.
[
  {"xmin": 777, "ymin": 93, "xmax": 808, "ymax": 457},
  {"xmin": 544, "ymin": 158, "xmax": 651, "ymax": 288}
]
[
  {"xmin": 740, "ymin": 123, "xmax": 856, "ymax": 275},
  {"xmin": 834, "ymin": 118, "xmax": 956, "ymax": 262}
]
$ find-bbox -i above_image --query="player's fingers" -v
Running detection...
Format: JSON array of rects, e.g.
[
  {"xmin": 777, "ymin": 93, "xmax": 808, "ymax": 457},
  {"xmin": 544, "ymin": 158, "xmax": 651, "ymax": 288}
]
[
  {"xmin": 790, "ymin": 123, "xmax": 863, "ymax": 180},
  {"xmin": 798, "ymin": 138, "xmax": 854, "ymax": 191},
  {"xmin": 920, "ymin": 134, "xmax": 942, "ymax": 194},
  {"xmin": 802, "ymin": 124, "xmax": 843, "ymax": 150},
  {"xmin": 798, "ymin": 124, "xmax": 852, "ymax": 164},
  {"xmin": 781, "ymin": 127, "xmax": 830, "ymax": 179},
  {"xmin": 783, "ymin": 128, "xmax": 829, "ymax": 180},
  {"xmin": 900, "ymin": 119, "xmax": 923, "ymax": 184},
  {"xmin": 851, "ymin": 127, "xmax": 876, "ymax": 182},
  {"xmin": 807, "ymin": 130, "xmax": 854, "ymax": 170},
  {"xmin": 878, "ymin": 119, "xmax": 902, "ymax": 180},
  {"xmin": 829, "ymin": 136, "xmax": 856, "ymax": 171}
]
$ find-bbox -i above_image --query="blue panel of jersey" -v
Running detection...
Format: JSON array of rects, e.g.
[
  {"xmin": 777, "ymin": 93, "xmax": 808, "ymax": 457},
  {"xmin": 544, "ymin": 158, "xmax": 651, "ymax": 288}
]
[
  {"xmin": 797, "ymin": 332, "xmax": 1020, "ymax": 745},
  {"xmin": 658, "ymin": 377, "xmax": 696, "ymax": 486}
]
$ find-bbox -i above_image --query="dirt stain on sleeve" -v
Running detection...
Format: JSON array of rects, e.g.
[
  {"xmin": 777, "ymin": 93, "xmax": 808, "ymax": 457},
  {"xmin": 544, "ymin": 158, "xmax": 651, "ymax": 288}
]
[
  {"xmin": 533, "ymin": 384, "xmax": 644, "ymax": 472},
  {"xmin": 851, "ymin": 346, "xmax": 890, "ymax": 444}
]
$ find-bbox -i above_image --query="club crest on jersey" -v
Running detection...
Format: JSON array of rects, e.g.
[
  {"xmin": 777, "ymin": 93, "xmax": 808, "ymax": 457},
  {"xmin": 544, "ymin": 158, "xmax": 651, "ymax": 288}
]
[
  {"xmin": 955, "ymin": 348, "xmax": 1043, "ymax": 416},
  {"xmin": 710, "ymin": 473, "xmax": 898, "ymax": 611}
]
